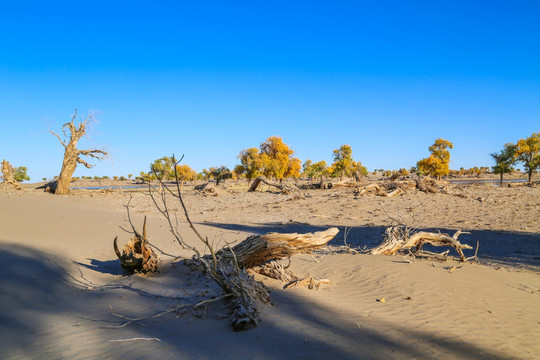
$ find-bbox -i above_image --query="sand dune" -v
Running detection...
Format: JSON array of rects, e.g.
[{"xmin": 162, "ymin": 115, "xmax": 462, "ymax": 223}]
[{"xmin": 0, "ymin": 184, "xmax": 538, "ymax": 359}]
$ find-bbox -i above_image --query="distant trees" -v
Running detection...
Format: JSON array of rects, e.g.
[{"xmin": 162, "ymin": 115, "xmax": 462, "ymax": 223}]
[
  {"xmin": 331, "ymin": 144, "xmax": 367, "ymax": 180},
  {"xmin": 150, "ymin": 156, "xmax": 175, "ymax": 181},
  {"xmin": 514, "ymin": 132, "xmax": 540, "ymax": 182},
  {"xmin": 332, "ymin": 145, "xmax": 353, "ymax": 180},
  {"xmin": 1, "ymin": 160, "xmax": 29, "ymax": 185},
  {"xmin": 237, "ymin": 148, "xmax": 263, "ymax": 180},
  {"xmin": 417, "ymin": 138, "xmax": 453, "ymax": 180},
  {"xmin": 302, "ymin": 160, "xmax": 328, "ymax": 181},
  {"xmin": 175, "ymin": 164, "xmax": 197, "ymax": 181},
  {"xmin": 208, "ymin": 166, "xmax": 232, "ymax": 185},
  {"xmin": 49, "ymin": 110, "xmax": 108, "ymax": 195},
  {"xmin": 491, "ymin": 143, "xmax": 516, "ymax": 184},
  {"xmin": 235, "ymin": 136, "xmax": 301, "ymax": 182}
]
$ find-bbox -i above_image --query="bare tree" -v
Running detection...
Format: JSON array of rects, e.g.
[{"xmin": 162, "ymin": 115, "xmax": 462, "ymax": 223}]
[{"xmin": 49, "ymin": 110, "xmax": 108, "ymax": 195}]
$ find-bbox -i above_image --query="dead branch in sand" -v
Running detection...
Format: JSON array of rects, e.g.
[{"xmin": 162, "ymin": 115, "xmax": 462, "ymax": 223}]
[
  {"xmin": 371, "ymin": 225, "xmax": 473, "ymax": 262},
  {"xmin": 113, "ymin": 216, "xmax": 159, "ymax": 273},
  {"xmin": 111, "ymin": 155, "xmax": 339, "ymax": 331}
]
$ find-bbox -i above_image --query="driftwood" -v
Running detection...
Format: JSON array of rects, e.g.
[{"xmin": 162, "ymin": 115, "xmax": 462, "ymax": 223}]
[
  {"xmin": 248, "ymin": 176, "xmax": 299, "ymax": 194},
  {"xmin": 220, "ymin": 227, "xmax": 339, "ymax": 268},
  {"xmin": 113, "ymin": 217, "xmax": 159, "ymax": 273},
  {"xmin": 223, "ymin": 228, "xmax": 338, "ymax": 290},
  {"xmin": 371, "ymin": 225, "xmax": 472, "ymax": 262}
]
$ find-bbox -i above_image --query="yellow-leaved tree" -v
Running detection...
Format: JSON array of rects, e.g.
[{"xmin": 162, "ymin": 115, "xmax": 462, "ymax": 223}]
[
  {"xmin": 237, "ymin": 136, "xmax": 299, "ymax": 182},
  {"xmin": 237, "ymin": 147, "xmax": 264, "ymax": 180},
  {"xmin": 417, "ymin": 138, "xmax": 453, "ymax": 180},
  {"xmin": 515, "ymin": 132, "xmax": 540, "ymax": 182},
  {"xmin": 260, "ymin": 136, "xmax": 294, "ymax": 180},
  {"xmin": 175, "ymin": 164, "xmax": 197, "ymax": 181}
]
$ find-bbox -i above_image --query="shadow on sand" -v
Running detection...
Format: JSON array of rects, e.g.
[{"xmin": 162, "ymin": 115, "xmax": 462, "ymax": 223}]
[
  {"xmin": 199, "ymin": 221, "xmax": 540, "ymax": 270},
  {"xmin": 0, "ymin": 240, "xmax": 532, "ymax": 359}
]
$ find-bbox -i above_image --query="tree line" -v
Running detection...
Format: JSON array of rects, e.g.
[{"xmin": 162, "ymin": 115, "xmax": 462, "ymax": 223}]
[{"xmin": 1, "ymin": 110, "xmax": 539, "ymax": 193}]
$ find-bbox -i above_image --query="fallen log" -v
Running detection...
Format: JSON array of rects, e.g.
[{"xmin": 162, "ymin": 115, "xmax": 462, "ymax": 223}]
[
  {"xmin": 330, "ymin": 179, "xmax": 357, "ymax": 188},
  {"xmin": 371, "ymin": 226, "xmax": 472, "ymax": 262},
  {"xmin": 248, "ymin": 176, "xmax": 299, "ymax": 194},
  {"xmin": 354, "ymin": 183, "xmax": 403, "ymax": 197},
  {"xmin": 219, "ymin": 227, "xmax": 339, "ymax": 269},
  {"xmin": 415, "ymin": 178, "xmax": 439, "ymax": 193}
]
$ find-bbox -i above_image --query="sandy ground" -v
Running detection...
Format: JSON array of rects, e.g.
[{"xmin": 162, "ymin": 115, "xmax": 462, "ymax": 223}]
[{"xmin": 0, "ymin": 179, "xmax": 539, "ymax": 359}]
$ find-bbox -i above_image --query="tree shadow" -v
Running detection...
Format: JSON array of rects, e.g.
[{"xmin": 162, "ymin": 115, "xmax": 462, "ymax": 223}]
[
  {"xmin": 73, "ymin": 258, "xmax": 127, "ymax": 276},
  {"xmin": 0, "ymin": 241, "xmax": 526, "ymax": 359}
]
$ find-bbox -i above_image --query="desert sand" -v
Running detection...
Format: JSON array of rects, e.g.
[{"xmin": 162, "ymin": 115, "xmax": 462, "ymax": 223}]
[{"xmin": 0, "ymin": 179, "xmax": 539, "ymax": 359}]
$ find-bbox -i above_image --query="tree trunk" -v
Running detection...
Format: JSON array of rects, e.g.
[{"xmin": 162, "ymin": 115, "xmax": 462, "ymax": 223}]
[
  {"xmin": 500, "ymin": 172, "xmax": 503, "ymax": 185},
  {"xmin": 56, "ymin": 149, "xmax": 78, "ymax": 195},
  {"xmin": 49, "ymin": 111, "xmax": 108, "ymax": 195}
]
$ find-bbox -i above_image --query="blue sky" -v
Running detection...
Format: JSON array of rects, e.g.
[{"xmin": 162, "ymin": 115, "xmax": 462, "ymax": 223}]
[{"xmin": 1, "ymin": 1, "xmax": 539, "ymax": 180}]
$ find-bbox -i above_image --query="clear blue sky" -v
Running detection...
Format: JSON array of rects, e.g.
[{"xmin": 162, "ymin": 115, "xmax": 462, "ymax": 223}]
[{"xmin": 1, "ymin": 1, "xmax": 539, "ymax": 181}]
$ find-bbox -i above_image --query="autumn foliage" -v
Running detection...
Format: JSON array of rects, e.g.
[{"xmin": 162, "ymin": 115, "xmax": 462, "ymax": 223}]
[
  {"xmin": 236, "ymin": 136, "xmax": 301, "ymax": 181},
  {"xmin": 417, "ymin": 138, "xmax": 453, "ymax": 180}
]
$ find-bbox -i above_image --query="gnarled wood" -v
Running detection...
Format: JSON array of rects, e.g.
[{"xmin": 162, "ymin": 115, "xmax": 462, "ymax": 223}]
[
  {"xmin": 113, "ymin": 217, "xmax": 159, "ymax": 273},
  {"xmin": 49, "ymin": 110, "xmax": 108, "ymax": 195},
  {"xmin": 219, "ymin": 227, "xmax": 339, "ymax": 269},
  {"xmin": 371, "ymin": 226, "xmax": 472, "ymax": 262}
]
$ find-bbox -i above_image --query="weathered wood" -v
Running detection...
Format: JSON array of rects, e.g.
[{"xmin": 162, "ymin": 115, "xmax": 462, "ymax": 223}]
[
  {"xmin": 354, "ymin": 183, "xmax": 403, "ymax": 197},
  {"xmin": 371, "ymin": 226, "xmax": 472, "ymax": 262},
  {"xmin": 49, "ymin": 110, "xmax": 108, "ymax": 195},
  {"xmin": 415, "ymin": 178, "xmax": 439, "ymax": 193},
  {"xmin": 330, "ymin": 179, "xmax": 357, "ymax": 188},
  {"xmin": 113, "ymin": 217, "xmax": 159, "ymax": 273},
  {"xmin": 219, "ymin": 227, "xmax": 339, "ymax": 269},
  {"xmin": 248, "ymin": 176, "xmax": 299, "ymax": 194}
]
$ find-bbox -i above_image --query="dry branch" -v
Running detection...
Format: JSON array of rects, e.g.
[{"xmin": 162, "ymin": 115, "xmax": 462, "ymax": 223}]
[{"xmin": 371, "ymin": 225, "xmax": 472, "ymax": 262}]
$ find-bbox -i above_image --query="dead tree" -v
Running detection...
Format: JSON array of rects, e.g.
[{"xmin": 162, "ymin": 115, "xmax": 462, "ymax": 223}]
[
  {"xmin": 1, "ymin": 159, "xmax": 21, "ymax": 189},
  {"xmin": 49, "ymin": 110, "xmax": 108, "ymax": 195}
]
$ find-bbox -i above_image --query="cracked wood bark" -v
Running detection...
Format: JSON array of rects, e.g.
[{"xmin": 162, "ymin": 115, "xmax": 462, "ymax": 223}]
[{"xmin": 219, "ymin": 227, "xmax": 339, "ymax": 269}]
